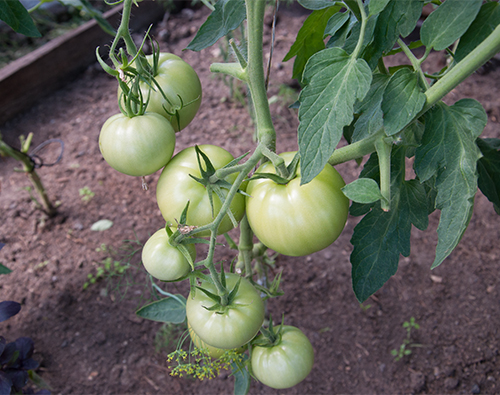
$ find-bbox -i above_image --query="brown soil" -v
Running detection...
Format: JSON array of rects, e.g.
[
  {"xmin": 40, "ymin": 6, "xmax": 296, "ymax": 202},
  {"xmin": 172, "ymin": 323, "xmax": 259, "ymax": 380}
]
[{"xmin": 1, "ymin": 5, "xmax": 500, "ymax": 395}]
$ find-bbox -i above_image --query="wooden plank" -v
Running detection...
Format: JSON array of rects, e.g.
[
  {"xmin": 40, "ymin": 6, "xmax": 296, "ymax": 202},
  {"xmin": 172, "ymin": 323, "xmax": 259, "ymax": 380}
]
[{"xmin": 0, "ymin": 1, "xmax": 164, "ymax": 125}]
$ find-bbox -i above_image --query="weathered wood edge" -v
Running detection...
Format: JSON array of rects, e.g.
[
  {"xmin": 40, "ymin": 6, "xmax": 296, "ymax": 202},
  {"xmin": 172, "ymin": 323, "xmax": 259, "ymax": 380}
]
[{"xmin": 0, "ymin": 1, "xmax": 164, "ymax": 126}]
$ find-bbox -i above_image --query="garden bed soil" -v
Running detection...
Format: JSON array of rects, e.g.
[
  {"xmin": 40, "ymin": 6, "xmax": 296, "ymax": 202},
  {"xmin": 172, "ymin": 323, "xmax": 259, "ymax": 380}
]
[{"xmin": 1, "ymin": 4, "xmax": 500, "ymax": 395}]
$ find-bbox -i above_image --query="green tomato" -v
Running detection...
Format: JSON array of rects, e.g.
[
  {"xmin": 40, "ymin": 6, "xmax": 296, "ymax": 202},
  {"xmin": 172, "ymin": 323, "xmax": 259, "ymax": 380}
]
[
  {"xmin": 251, "ymin": 325, "xmax": 314, "ymax": 389},
  {"xmin": 119, "ymin": 53, "xmax": 202, "ymax": 132},
  {"xmin": 186, "ymin": 273, "xmax": 264, "ymax": 350},
  {"xmin": 141, "ymin": 227, "xmax": 195, "ymax": 281},
  {"xmin": 245, "ymin": 152, "xmax": 349, "ymax": 256},
  {"xmin": 99, "ymin": 112, "xmax": 175, "ymax": 177},
  {"xmin": 156, "ymin": 145, "xmax": 245, "ymax": 236},
  {"xmin": 188, "ymin": 322, "xmax": 246, "ymax": 360}
]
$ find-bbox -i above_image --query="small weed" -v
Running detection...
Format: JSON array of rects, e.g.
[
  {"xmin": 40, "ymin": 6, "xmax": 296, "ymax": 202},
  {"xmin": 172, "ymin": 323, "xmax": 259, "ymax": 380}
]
[
  {"xmin": 359, "ymin": 303, "xmax": 372, "ymax": 312},
  {"xmin": 391, "ymin": 317, "xmax": 422, "ymax": 361},
  {"xmin": 83, "ymin": 257, "xmax": 129, "ymax": 290},
  {"xmin": 79, "ymin": 186, "xmax": 95, "ymax": 203}
]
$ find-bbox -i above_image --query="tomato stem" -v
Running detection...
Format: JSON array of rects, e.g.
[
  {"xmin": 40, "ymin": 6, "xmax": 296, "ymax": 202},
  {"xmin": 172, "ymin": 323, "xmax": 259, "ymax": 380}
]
[
  {"xmin": 245, "ymin": 0, "xmax": 276, "ymax": 152},
  {"xmin": 375, "ymin": 137, "xmax": 392, "ymax": 212},
  {"xmin": 237, "ymin": 215, "xmax": 254, "ymax": 279}
]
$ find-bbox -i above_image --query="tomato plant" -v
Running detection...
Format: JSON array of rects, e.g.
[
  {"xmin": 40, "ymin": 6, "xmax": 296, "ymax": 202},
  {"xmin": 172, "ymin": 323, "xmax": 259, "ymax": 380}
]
[
  {"xmin": 246, "ymin": 151, "xmax": 349, "ymax": 256},
  {"xmin": 186, "ymin": 273, "xmax": 265, "ymax": 350},
  {"xmin": 99, "ymin": 112, "xmax": 175, "ymax": 177},
  {"xmin": 118, "ymin": 53, "xmax": 202, "ymax": 132},
  {"xmin": 251, "ymin": 325, "xmax": 314, "ymax": 389},
  {"xmin": 156, "ymin": 145, "xmax": 246, "ymax": 235},
  {"xmin": 83, "ymin": 0, "xmax": 500, "ymax": 392},
  {"xmin": 141, "ymin": 227, "xmax": 195, "ymax": 282}
]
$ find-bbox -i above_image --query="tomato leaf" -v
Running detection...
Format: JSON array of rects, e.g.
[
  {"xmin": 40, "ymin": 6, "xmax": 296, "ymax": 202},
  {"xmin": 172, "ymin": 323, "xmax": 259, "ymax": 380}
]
[
  {"xmin": 232, "ymin": 355, "xmax": 250, "ymax": 395},
  {"xmin": 352, "ymin": 73, "xmax": 390, "ymax": 142},
  {"xmin": 368, "ymin": 0, "xmax": 391, "ymax": 17},
  {"xmin": 454, "ymin": 2, "xmax": 500, "ymax": 63},
  {"xmin": 298, "ymin": 47, "xmax": 372, "ymax": 184},
  {"xmin": 477, "ymin": 138, "xmax": 500, "ymax": 215},
  {"xmin": 350, "ymin": 148, "xmax": 429, "ymax": 302},
  {"xmin": 324, "ymin": 11, "xmax": 350, "ymax": 38},
  {"xmin": 414, "ymin": 99, "xmax": 487, "ymax": 269},
  {"xmin": 421, "ymin": 0, "xmax": 482, "ymax": 52},
  {"xmin": 297, "ymin": 0, "xmax": 336, "ymax": 10},
  {"xmin": 136, "ymin": 296, "xmax": 186, "ymax": 324},
  {"xmin": 0, "ymin": 263, "xmax": 11, "ymax": 275},
  {"xmin": 0, "ymin": 0, "xmax": 40, "ymax": 37},
  {"xmin": 342, "ymin": 178, "xmax": 383, "ymax": 204},
  {"xmin": 360, "ymin": 0, "xmax": 422, "ymax": 69},
  {"xmin": 381, "ymin": 68, "xmax": 426, "ymax": 136},
  {"xmin": 186, "ymin": 0, "xmax": 246, "ymax": 52},
  {"xmin": 282, "ymin": 6, "xmax": 340, "ymax": 81}
]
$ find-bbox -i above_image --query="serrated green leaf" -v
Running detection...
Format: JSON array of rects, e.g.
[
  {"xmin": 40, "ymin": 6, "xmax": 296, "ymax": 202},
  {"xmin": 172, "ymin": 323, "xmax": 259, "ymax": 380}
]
[
  {"xmin": 414, "ymin": 99, "xmax": 487, "ymax": 269},
  {"xmin": 298, "ymin": 47, "xmax": 372, "ymax": 184},
  {"xmin": 324, "ymin": 11, "xmax": 350, "ymax": 38},
  {"xmin": 353, "ymin": 73, "xmax": 390, "ymax": 142},
  {"xmin": 361, "ymin": 0, "xmax": 423, "ymax": 69},
  {"xmin": 0, "ymin": 263, "xmax": 12, "ymax": 275},
  {"xmin": 421, "ymin": 0, "xmax": 482, "ymax": 51},
  {"xmin": 382, "ymin": 68, "xmax": 426, "ymax": 136},
  {"xmin": 351, "ymin": 148, "xmax": 429, "ymax": 302},
  {"xmin": 283, "ymin": 6, "xmax": 340, "ymax": 81},
  {"xmin": 454, "ymin": 2, "xmax": 500, "ymax": 63},
  {"xmin": 186, "ymin": 0, "xmax": 246, "ymax": 52},
  {"xmin": 477, "ymin": 138, "xmax": 500, "ymax": 214},
  {"xmin": 90, "ymin": 219, "xmax": 113, "ymax": 231},
  {"xmin": 0, "ymin": 0, "xmax": 40, "ymax": 37},
  {"xmin": 136, "ymin": 295, "xmax": 186, "ymax": 324},
  {"xmin": 326, "ymin": 13, "xmax": 355, "ymax": 49},
  {"xmin": 298, "ymin": 0, "xmax": 336, "ymax": 10},
  {"xmin": 232, "ymin": 354, "xmax": 250, "ymax": 395},
  {"xmin": 342, "ymin": 178, "xmax": 383, "ymax": 204},
  {"xmin": 368, "ymin": 0, "xmax": 391, "ymax": 16}
]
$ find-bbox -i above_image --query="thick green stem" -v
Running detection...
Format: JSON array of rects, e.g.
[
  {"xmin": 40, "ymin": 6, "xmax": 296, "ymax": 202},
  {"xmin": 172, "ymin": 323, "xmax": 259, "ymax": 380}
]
[
  {"xmin": 352, "ymin": 0, "xmax": 368, "ymax": 60},
  {"xmin": 328, "ymin": 129, "xmax": 385, "ymax": 166},
  {"xmin": 237, "ymin": 215, "xmax": 254, "ymax": 279},
  {"xmin": 423, "ymin": 24, "xmax": 500, "ymax": 112},
  {"xmin": 375, "ymin": 138, "xmax": 392, "ymax": 211},
  {"xmin": 210, "ymin": 63, "xmax": 247, "ymax": 82},
  {"xmin": 245, "ymin": 0, "xmax": 276, "ymax": 151}
]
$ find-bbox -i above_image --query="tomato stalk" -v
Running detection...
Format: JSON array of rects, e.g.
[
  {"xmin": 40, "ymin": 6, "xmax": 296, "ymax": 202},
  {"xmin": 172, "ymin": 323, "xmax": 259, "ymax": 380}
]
[
  {"xmin": 237, "ymin": 215, "xmax": 254, "ymax": 279},
  {"xmin": 351, "ymin": 0, "xmax": 368, "ymax": 60},
  {"xmin": 397, "ymin": 38, "xmax": 430, "ymax": 90},
  {"xmin": 245, "ymin": 0, "xmax": 276, "ymax": 152},
  {"xmin": 0, "ymin": 135, "xmax": 56, "ymax": 217},
  {"xmin": 374, "ymin": 137, "xmax": 392, "ymax": 212}
]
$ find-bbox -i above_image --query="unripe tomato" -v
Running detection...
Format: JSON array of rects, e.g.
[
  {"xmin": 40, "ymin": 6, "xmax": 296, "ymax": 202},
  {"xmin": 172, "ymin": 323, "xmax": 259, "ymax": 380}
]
[
  {"xmin": 99, "ymin": 112, "xmax": 175, "ymax": 177},
  {"xmin": 251, "ymin": 325, "xmax": 314, "ymax": 389},
  {"xmin": 186, "ymin": 273, "xmax": 264, "ymax": 350},
  {"xmin": 245, "ymin": 152, "xmax": 349, "ymax": 256},
  {"xmin": 156, "ymin": 145, "xmax": 245, "ymax": 236},
  {"xmin": 141, "ymin": 227, "xmax": 195, "ymax": 281},
  {"xmin": 119, "ymin": 53, "xmax": 202, "ymax": 132}
]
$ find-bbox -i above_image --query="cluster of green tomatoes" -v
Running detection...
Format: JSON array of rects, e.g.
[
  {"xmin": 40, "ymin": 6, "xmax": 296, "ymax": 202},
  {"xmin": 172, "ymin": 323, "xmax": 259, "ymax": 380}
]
[{"xmin": 98, "ymin": 53, "xmax": 349, "ymax": 390}]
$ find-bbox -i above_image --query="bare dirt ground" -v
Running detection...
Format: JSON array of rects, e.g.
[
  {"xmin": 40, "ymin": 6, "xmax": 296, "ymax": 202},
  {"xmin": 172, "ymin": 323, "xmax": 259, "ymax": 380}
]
[{"xmin": 1, "ymin": 4, "xmax": 500, "ymax": 395}]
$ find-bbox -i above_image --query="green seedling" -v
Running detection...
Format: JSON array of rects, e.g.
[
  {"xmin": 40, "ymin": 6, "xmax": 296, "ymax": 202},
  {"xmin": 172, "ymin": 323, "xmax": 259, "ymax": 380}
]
[
  {"xmin": 391, "ymin": 317, "xmax": 422, "ymax": 361},
  {"xmin": 79, "ymin": 186, "xmax": 95, "ymax": 202}
]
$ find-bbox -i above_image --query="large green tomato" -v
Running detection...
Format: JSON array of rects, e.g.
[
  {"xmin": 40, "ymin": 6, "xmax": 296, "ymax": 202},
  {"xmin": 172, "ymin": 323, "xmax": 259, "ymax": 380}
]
[
  {"xmin": 251, "ymin": 325, "xmax": 314, "ymax": 389},
  {"xmin": 99, "ymin": 112, "xmax": 175, "ymax": 177},
  {"xmin": 141, "ymin": 227, "xmax": 195, "ymax": 281},
  {"xmin": 156, "ymin": 145, "xmax": 245, "ymax": 236},
  {"xmin": 119, "ymin": 53, "xmax": 202, "ymax": 132},
  {"xmin": 186, "ymin": 273, "xmax": 264, "ymax": 350},
  {"xmin": 245, "ymin": 152, "xmax": 349, "ymax": 256}
]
